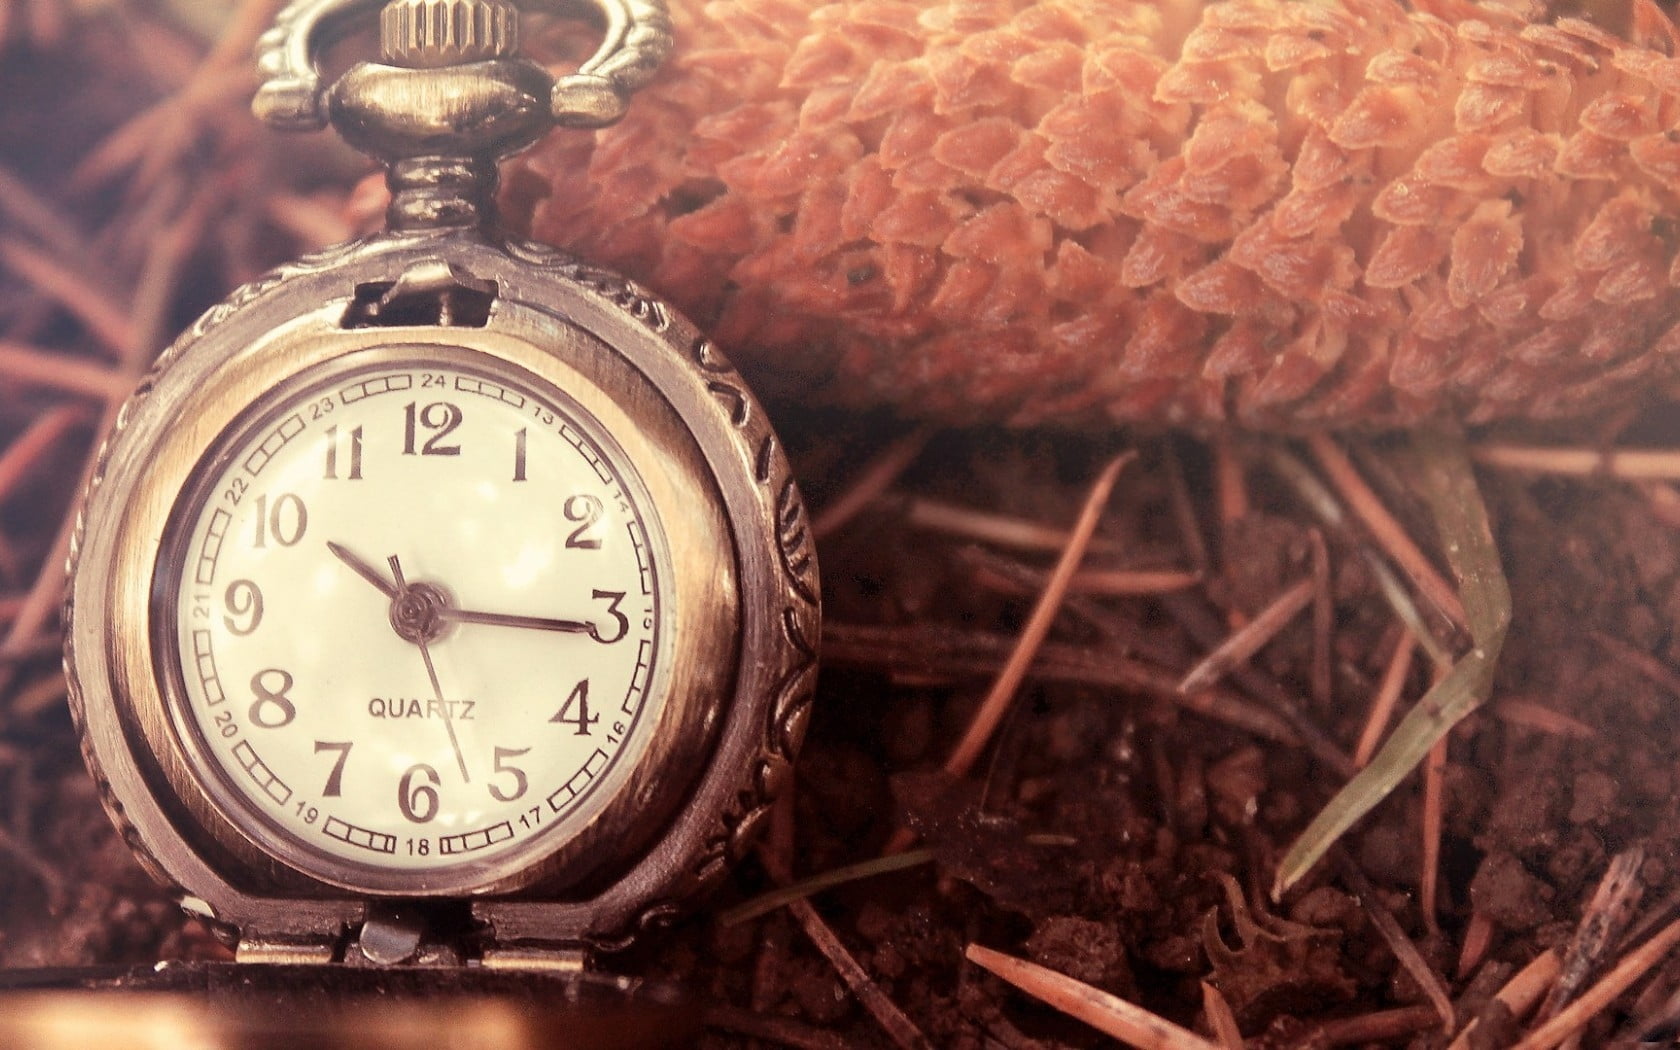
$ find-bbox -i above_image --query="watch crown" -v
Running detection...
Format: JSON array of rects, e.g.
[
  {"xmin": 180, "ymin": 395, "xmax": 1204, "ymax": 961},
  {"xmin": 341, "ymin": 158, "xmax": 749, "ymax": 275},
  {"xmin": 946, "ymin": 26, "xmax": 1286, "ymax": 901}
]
[{"xmin": 380, "ymin": 0, "xmax": 520, "ymax": 69}]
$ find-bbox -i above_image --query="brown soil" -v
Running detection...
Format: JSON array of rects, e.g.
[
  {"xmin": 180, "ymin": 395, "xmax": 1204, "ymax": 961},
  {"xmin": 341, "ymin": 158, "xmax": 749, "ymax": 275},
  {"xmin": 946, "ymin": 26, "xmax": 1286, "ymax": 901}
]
[{"xmin": 7, "ymin": 411, "xmax": 1680, "ymax": 1047}]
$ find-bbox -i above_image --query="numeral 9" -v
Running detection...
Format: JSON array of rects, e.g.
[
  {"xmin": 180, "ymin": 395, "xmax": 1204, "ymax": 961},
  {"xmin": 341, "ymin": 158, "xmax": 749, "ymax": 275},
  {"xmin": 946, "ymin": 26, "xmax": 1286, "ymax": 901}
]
[{"xmin": 223, "ymin": 579, "xmax": 264, "ymax": 636}]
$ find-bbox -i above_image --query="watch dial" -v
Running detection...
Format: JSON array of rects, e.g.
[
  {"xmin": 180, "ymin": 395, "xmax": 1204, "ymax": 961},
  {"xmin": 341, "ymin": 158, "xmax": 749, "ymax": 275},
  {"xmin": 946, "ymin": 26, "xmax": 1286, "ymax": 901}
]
[{"xmin": 158, "ymin": 350, "xmax": 667, "ymax": 887}]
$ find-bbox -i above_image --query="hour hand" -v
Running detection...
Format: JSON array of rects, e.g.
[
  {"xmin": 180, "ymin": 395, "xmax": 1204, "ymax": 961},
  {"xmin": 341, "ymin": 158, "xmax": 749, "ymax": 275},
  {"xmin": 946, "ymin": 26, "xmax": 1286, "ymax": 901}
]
[
  {"xmin": 435, "ymin": 607, "xmax": 594, "ymax": 634},
  {"xmin": 327, "ymin": 541, "xmax": 399, "ymax": 598}
]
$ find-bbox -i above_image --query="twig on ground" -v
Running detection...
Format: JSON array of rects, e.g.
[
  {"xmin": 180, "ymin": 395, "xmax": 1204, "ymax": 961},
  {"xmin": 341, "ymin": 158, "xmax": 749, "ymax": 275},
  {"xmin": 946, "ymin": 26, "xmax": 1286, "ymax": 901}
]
[
  {"xmin": 1512, "ymin": 919, "xmax": 1680, "ymax": 1050},
  {"xmin": 1591, "ymin": 632, "xmax": 1680, "ymax": 699},
  {"xmin": 1212, "ymin": 433, "xmax": 1249, "ymax": 631},
  {"xmin": 0, "ymin": 822, "xmax": 66, "ymax": 909},
  {"xmin": 790, "ymin": 897, "xmax": 930, "ymax": 1050},
  {"xmin": 942, "ymin": 451, "xmax": 1132, "ymax": 778},
  {"xmin": 0, "ymin": 405, "xmax": 85, "ymax": 504},
  {"xmin": 1539, "ymin": 849, "xmax": 1647, "ymax": 1024},
  {"xmin": 1158, "ymin": 593, "xmax": 1354, "ymax": 776}
]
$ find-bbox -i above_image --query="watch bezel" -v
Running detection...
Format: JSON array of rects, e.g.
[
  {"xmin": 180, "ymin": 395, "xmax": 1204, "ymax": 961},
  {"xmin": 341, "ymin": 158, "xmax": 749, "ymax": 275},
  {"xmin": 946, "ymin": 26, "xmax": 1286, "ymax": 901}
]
[
  {"xmin": 67, "ymin": 234, "xmax": 819, "ymax": 951},
  {"xmin": 145, "ymin": 343, "xmax": 718, "ymax": 896}
]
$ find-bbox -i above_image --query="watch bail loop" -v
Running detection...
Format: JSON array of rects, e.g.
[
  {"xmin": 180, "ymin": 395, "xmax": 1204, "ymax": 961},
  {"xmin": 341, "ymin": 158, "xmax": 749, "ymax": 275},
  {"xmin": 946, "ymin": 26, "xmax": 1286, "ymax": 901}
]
[
  {"xmin": 254, "ymin": 0, "xmax": 672, "ymax": 132},
  {"xmin": 253, "ymin": 0, "xmax": 672, "ymax": 231}
]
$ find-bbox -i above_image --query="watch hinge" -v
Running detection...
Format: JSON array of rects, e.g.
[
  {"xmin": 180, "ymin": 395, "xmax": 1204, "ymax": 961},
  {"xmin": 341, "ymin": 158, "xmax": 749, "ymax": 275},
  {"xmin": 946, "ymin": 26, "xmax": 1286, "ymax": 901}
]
[
  {"xmin": 235, "ymin": 932, "xmax": 341, "ymax": 965},
  {"xmin": 481, "ymin": 944, "xmax": 592, "ymax": 973}
]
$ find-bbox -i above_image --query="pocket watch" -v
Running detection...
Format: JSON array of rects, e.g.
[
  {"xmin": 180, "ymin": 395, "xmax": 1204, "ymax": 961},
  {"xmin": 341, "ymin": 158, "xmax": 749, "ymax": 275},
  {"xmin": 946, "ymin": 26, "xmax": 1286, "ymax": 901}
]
[{"xmin": 64, "ymin": 0, "xmax": 819, "ymax": 970}]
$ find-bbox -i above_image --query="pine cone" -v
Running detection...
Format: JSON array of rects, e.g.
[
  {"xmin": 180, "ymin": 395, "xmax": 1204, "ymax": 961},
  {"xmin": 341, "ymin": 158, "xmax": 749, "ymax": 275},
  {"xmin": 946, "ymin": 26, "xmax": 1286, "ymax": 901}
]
[{"xmin": 513, "ymin": 0, "xmax": 1680, "ymax": 428}]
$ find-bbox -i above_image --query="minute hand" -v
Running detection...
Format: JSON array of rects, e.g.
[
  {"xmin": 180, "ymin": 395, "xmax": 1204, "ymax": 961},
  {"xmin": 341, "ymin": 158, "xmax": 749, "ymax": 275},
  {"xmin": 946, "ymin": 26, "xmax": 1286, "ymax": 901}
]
[{"xmin": 436, "ymin": 608, "xmax": 595, "ymax": 634}]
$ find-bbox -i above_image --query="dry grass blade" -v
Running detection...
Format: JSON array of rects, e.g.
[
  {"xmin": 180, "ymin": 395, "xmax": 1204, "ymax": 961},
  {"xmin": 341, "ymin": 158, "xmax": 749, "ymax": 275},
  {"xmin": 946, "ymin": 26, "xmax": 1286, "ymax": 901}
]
[
  {"xmin": 1511, "ymin": 919, "xmax": 1680, "ymax": 1050},
  {"xmin": 1199, "ymin": 981, "xmax": 1242, "ymax": 1049},
  {"xmin": 812, "ymin": 426, "xmax": 931, "ymax": 541},
  {"xmin": 1177, "ymin": 578, "xmax": 1313, "ymax": 695},
  {"xmin": 967, "ymin": 944, "xmax": 1222, "ymax": 1050},
  {"xmin": 940, "ymin": 452, "xmax": 1133, "ymax": 779},
  {"xmin": 1473, "ymin": 444, "xmax": 1680, "ymax": 480},
  {"xmin": 1276, "ymin": 430, "xmax": 1509, "ymax": 897},
  {"xmin": 720, "ymin": 849, "xmax": 936, "ymax": 927},
  {"xmin": 1309, "ymin": 435, "xmax": 1467, "ymax": 630},
  {"xmin": 1337, "ymin": 852, "xmax": 1455, "ymax": 1032}
]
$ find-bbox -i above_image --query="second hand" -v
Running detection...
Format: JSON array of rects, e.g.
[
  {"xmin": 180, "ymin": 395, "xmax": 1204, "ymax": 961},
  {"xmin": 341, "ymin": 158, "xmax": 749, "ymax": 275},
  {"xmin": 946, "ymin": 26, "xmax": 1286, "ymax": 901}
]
[{"xmin": 390, "ymin": 555, "xmax": 470, "ymax": 784}]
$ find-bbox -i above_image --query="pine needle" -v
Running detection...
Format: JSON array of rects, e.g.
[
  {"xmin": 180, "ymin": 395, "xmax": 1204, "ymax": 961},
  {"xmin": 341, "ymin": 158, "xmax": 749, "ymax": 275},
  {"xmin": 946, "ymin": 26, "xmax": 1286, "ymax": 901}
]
[
  {"xmin": 1200, "ymin": 981, "xmax": 1243, "ymax": 1049},
  {"xmin": 1275, "ymin": 429, "xmax": 1509, "ymax": 897},
  {"xmin": 1264, "ymin": 444, "xmax": 1455, "ymax": 668},
  {"xmin": 812, "ymin": 426, "xmax": 931, "ymax": 541},
  {"xmin": 1177, "ymin": 578, "xmax": 1313, "ymax": 694},
  {"xmin": 1474, "ymin": 444, "xmax": 1680, "ymax": 480},
  {"xmin": 938, "ymin": 451, "xmax": 1133, "ymax": 780},
  {"xmin": 1512, "ymin": 919, "xmax": 1680, "ymax": 1050},
  {"xmin": 719, "ymin": 849, "xmax": 936, "ymax": 927},
  {"xmin": 967, "ymin": 944, "xmax": 1222, "ymax": 1050}
]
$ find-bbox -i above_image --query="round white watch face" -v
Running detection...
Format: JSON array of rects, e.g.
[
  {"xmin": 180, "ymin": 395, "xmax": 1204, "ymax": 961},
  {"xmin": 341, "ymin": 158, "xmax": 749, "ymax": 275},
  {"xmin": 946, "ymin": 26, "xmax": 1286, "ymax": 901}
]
[{"xmin": 156, "ymin": 347, "xmax": 668, "ymax": 890}]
